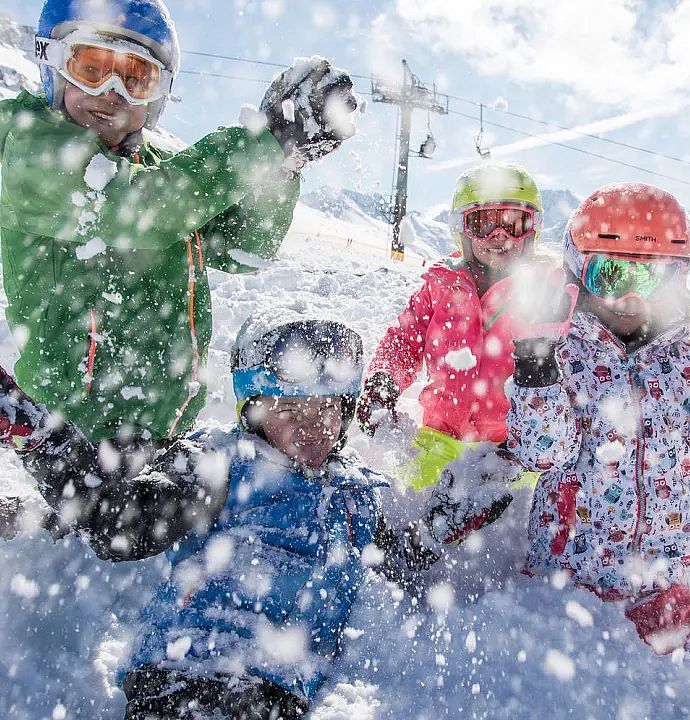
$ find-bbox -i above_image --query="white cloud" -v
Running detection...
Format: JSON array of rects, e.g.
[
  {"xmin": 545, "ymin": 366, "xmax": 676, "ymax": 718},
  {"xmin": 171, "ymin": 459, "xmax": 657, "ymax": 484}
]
[{"xmin": 392, "ymin": 0, "xmax": 690, "ymax": 109}]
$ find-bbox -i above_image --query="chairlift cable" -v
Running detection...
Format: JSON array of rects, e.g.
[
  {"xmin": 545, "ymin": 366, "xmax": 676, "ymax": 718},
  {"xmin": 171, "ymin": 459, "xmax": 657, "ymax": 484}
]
[{"xmin": 177, "ymin": 50, "xmax": 689, "ymax": 178}]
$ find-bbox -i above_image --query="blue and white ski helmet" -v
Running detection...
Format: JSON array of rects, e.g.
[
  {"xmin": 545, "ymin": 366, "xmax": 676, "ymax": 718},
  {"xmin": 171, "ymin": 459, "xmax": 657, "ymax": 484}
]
[{"xmin": 36, "ymin": 0, "xmax": 180, "ymax": 129}]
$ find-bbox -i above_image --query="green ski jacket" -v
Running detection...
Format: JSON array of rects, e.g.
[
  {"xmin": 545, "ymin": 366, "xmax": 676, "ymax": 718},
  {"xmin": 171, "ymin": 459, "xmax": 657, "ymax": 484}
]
[{"xmin": 0, "ymin": 91, "xmax": 299, "ymax": 442}]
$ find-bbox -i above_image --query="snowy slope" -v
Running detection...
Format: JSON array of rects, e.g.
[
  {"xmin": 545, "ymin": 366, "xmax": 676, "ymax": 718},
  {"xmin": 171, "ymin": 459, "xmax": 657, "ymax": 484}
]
[
  {"xmin": 301, "ymin": 185, "xmax": 456, "ymax": 259},
  {"xmin": 299, "ymin": 186, "xmax": 449, "ymax": 262},
  {"xmin": 0, "ymin": 12, "xmax": 40, "ymax": 100}
]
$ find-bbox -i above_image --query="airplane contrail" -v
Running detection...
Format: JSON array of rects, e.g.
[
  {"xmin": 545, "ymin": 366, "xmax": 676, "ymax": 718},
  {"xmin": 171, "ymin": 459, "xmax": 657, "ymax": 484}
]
[{"xmin": 432, "ymin": 102, "xmax": 689, "ymax": 172}]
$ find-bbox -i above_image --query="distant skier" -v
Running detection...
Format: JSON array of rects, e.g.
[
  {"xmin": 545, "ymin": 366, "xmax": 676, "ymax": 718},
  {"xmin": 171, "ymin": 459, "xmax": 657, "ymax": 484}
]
[
  {"xmin": 507, "ymin": 182, "xmax": 690, "ymax": 654},
  {"xmin": 0, "ymin": 309, "xmax": 511, "ymax": 718},
  {"xmin": 0, "ymin": 0, "xmax": 357, "ymax": 449},
  {"xmin": 356, "ymin": 163, "xmax": 544, "ymax": 493}
]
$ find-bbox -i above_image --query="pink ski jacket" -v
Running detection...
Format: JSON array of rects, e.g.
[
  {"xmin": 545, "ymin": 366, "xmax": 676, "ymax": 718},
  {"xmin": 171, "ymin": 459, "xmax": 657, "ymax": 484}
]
[
  {"xmin": 367, "ymin": 252, "xmax": 516, "ymax": 442},
  {"xmin": 507, "ymin": 312, "xmax": 690, "ymax": 599}
]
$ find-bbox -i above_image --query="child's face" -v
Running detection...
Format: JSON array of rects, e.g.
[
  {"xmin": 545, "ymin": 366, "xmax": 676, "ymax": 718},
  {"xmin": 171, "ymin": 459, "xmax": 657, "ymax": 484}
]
[
  {"xmin": 471, "ymin": 232, "xmax": 524, "ymax": 271},
  {"xmin": 63, "ymin": 82, "xmax": 148, "ymax": 147},
  {"xmin": 255, "ymin": 396, "xmax": 343, "ymax": 469},
  {"xmin": 587, "ymin": 292, "xmax": 651, "ymax": 337}
]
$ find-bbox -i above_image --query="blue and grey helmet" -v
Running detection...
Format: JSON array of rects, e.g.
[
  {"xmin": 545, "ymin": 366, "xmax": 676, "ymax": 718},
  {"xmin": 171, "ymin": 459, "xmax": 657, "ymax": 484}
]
[
  {"xmin": 36, "ymin": 0, "xmax": 179, "ymax": 129},
  {"xmin": 230, "ymin": 310, "xmax": 364, "ymax": 436}
]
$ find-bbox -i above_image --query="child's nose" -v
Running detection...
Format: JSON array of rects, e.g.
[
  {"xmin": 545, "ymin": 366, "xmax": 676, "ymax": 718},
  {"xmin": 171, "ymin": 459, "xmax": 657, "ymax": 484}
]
[
  {"xmin": 103, "ymin": 89, "xmax": 129, "ymax": 106},
  {"xmin": 295, "ymin": 409, "xmax": 321, "ymax": 425},
  {"xmin": 618, "ymin": 294, "xmax": 646, "ymax": 312}
]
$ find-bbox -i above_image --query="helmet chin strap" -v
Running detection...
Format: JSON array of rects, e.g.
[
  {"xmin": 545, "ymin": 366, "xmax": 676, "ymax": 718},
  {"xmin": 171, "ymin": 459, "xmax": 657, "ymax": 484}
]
[{"xmin": 107, "ymin": 128, "xmax": 144, "ymax": 154}]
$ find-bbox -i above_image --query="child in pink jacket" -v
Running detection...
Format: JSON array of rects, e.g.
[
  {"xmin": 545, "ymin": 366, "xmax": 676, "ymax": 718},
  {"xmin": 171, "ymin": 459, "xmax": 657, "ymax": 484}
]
[
  {"xmin": 507, "ymin": 182, "xmax": 690, "ymax": 654},
  {"xmin": 356, "ymin": 163, "xmax": 543, "ymax": 490}
]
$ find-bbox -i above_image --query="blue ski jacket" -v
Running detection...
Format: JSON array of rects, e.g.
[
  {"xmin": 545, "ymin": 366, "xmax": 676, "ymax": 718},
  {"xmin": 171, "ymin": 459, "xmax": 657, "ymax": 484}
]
[{"xmin": 123, "ymin": 428, "xmax": 388, "ymax": 700}]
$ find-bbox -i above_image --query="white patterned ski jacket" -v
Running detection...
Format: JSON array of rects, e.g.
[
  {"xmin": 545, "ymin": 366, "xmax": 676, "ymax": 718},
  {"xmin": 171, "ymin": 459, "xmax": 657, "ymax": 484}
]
[{"xmin": 507, "ymin": 312, "xmax": 690, "ymax": 598}]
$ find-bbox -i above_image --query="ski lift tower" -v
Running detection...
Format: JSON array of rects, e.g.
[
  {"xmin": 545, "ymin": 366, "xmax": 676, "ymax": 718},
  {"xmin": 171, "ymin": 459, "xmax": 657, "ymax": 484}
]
[{"xmin": 372, "ymin": 60, "xmax": 448, "ymax": 260}]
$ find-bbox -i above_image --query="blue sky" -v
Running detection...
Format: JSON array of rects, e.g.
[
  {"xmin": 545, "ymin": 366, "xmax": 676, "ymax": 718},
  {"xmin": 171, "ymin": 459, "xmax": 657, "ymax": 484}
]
[{"xmin": 6, "ymin": 0, "xmax": 690, "ymax": 211}]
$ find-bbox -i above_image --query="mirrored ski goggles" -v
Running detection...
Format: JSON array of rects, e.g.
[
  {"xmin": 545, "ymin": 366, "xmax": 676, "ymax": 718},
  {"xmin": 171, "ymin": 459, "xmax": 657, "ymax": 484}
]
[
  {"xmin": 582, "ymin": 254, "xmax": 686, "ymax": 300},
  {"xmin": 450, "ymin": 204, "xmax": 536, "ymax": 242},
  {"xmin": 35, "ymin": 34, "xmax": 173, "ymax": 105},
  {"xmin": 233, "ymin": 322, "xmax": 364, "ymax": 400}
]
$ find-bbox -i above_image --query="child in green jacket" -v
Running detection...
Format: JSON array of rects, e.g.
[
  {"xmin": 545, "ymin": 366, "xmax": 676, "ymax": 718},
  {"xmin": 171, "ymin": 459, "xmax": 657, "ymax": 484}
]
[{"xmin": 0, "ymin": 0, "xmax": 357, "ymax": 447}]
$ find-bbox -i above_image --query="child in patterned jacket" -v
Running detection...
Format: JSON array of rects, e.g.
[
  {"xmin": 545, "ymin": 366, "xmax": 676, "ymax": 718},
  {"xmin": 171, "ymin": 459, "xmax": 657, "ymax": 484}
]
[{"xmin": 507, "ymin": 182, "xmax": 690, "ymax": 654}]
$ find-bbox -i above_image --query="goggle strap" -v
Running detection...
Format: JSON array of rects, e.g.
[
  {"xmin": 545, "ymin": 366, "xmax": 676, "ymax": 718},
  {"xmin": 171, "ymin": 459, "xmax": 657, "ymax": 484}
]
[
  {"xmin": 233, "ymin": 366, "xmax": 361, "ymax": 401},
  {"xmin": 34, "ymin": 36, "xmax": 64, "ymax": 67}
]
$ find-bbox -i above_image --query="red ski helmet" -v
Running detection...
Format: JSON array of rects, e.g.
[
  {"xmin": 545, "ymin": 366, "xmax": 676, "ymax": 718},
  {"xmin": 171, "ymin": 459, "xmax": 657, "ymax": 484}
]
[{"xmin": 564, "ymin": 182, "xmax": 689, "ymax": 280}]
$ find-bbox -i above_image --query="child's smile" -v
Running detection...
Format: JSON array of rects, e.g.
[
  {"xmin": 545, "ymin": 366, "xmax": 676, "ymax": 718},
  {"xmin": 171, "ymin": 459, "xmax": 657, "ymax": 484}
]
[
  {"xmin": 471, "ymin": 232, "xmax": 524, "ymax": 270},
  {"xmin": 255, "ymin": 396, "xmax": 343, "ymax": 469},
  {"xmin": 63, "ymin": 82, "xmax": 147, "ymax": 147},
  {"xmin": 587, "ymin": 292, "xmax": 651, "ymax": 338}
]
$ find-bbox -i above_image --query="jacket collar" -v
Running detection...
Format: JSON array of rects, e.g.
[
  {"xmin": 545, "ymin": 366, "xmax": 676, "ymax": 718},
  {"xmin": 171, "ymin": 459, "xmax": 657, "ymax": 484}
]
[{"xmin": 569, "ymin": 312, "xmax": 690, "ymax": 358}]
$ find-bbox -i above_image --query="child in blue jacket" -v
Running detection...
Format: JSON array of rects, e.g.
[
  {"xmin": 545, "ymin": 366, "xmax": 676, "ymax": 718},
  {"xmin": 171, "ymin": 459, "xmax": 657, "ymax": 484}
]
[{"xmin": 0, "ymin": 309, "xmax": 512, "ymax": 719}]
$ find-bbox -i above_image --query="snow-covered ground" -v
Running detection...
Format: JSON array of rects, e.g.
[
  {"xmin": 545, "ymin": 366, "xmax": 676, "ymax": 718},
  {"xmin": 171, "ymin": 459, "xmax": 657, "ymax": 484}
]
[{"xmin": 1, "ymin": 231, "xmax": 690, "ymax": 720}]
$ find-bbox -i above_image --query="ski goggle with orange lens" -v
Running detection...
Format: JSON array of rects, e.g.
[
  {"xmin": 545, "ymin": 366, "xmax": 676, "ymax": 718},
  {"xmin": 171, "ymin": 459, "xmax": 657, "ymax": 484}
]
[
  {"xmin": 450, "ymin": 204, "xmax": 536, "ymax": 242},
  {"xmin": 582, "ymin": 254, "xmax": 686, "ymax": 300},
  {"xmin": 35, "ymin": 34, "xmax": 173, "ymax": 105}
]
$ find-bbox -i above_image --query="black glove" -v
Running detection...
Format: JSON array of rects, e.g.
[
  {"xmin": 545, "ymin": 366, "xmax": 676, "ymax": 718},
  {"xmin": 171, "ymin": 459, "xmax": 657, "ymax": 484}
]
[
  {"xmin": 355, "ymin": 372, "xmax": 400, "ymax": 436},
  {"xmin": 260, "ymin": 56, "xmax": 357, "ymax": 163},
  {"xmin": 124, "ymin": 667, "xmax": 307, "ymax": 719},
  {"xmin": 423, "ymin": 446, "xmax": 517, "ymax": 547},
  {"xmin": 510, "ymin": 263, "xmax": 579, "ymax": 388}
]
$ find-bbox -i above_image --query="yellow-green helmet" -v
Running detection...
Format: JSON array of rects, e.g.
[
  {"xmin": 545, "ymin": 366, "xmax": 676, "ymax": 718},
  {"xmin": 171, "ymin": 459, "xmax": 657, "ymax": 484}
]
[{"xmin": 449, "ymin": 162, "xmax": 543, "ymax": 261}]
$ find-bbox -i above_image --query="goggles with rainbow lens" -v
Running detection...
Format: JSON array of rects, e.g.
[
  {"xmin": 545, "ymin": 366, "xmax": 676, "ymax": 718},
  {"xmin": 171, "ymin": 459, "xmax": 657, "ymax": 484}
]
[
  {"xmin": 450, "ymin": 203, "xmax": 536, "ymax": 242},
  {"xmin": 232, "ymin": 321, "xmax": 364, "ymax": 400},
  {"xmin": 35, "ymin": 32, "xmax": 173, "ymax": 105},
  {"xmin": 582, "ymin": 254, "xmax": 686, "ymax": 301}
]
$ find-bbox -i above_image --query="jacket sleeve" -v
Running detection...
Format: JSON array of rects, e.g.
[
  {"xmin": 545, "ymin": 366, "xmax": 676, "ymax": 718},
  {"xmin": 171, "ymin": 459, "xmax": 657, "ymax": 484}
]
[
  {"xmin": 23, "ymin": 423, "xmax": 229, "ymax": 561},
  {"xmin": 2, "ymin": 116, "xmax": 295, "ymax": 251},
  {"xmin": 505, "ymin": 378, "xmax": 581, "ymax": 472},
  {"xmin": 366, "ymin": 277, "xmax": 436, "ymax": 392},
  {"xmin": 196, "ymin": 167, "xmax": 300, "ymax": 273}
]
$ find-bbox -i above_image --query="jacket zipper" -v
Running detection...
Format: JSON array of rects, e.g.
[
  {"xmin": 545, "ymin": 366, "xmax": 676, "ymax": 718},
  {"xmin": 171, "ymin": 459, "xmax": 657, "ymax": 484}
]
[
  {"xmin": 167, "ymin": 230, "xmax": 204, "ymax": 438},
  {"xmin": 85, "ymin": 307, "xmax": 98, "ymax": 395},
  {"xmin": 628, "ymin": 361, "xmax": 647, "ymax": 552}
]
